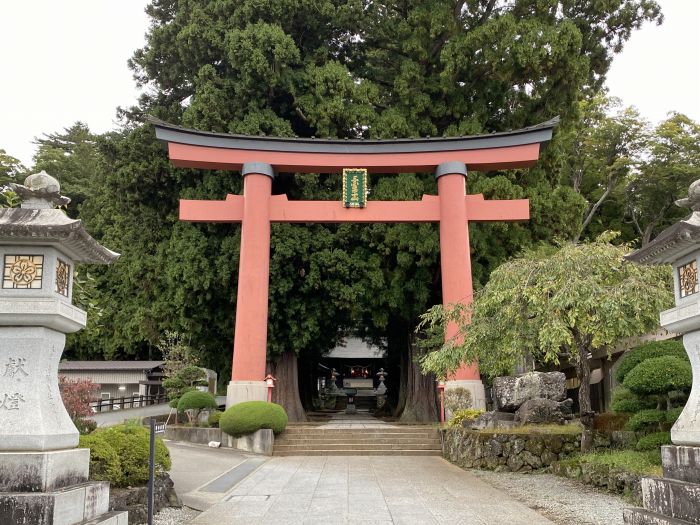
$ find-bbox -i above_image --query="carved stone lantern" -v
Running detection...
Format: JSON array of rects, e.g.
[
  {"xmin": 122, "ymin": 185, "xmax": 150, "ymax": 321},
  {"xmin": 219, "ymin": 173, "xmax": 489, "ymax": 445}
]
[
  {"xmin": 624, "ymin": 179, "xmax": 700, "ymax": 523},
  {"xmin": 0, "ymin": 172, "xmax": 124, "ymax": 524}
]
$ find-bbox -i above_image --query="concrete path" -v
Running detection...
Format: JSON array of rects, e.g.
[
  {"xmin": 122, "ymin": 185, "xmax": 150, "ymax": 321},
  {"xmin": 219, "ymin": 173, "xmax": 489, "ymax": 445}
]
[
  {"xmin": 167, "ymin": 441, "xmax": 250, "ymax": 495},
  {"xmin": 188, "ymin": 455, "xmax": 555, "ymax": 525}
]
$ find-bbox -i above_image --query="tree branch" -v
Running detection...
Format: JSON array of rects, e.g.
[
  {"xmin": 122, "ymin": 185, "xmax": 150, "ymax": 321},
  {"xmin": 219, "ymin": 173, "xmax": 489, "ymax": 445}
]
[{"xmin": 574, "ymin": 175, "xmax": 618, "ymax": 242}]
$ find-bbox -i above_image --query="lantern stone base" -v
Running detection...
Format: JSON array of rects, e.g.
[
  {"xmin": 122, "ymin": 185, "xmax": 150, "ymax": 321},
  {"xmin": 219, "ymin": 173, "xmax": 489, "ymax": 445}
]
[
  {"xmin": 444, "ymin": 379, "xmax": 486, "ymax": 411},
  {"xmin": 0, "ymin": 450, "xmax": 128, "ymax": 525},
  {"xmin": 662, "ymin": 445, "xmax": 700, "ymax": 484},
  {"xmin": 0, "ymin": 449, "xmax": 89, "ymax": 492},
  {"xmin": 0, "ymin": 481, "xmax": 127, "ymax": 525},
  {"xmin": 623, "ymin": 445, "xmax": 700, "ymax": 524},
  {"xmin": 226, "ymin": 380, "xmax": 268, "ymax": 408}
]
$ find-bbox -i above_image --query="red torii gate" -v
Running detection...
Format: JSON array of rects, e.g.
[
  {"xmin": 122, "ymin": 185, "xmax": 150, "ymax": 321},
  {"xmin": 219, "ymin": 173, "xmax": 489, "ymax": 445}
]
[{"xmin": 153, "ymin": 118, "xmax": 558, "ymax": 409}]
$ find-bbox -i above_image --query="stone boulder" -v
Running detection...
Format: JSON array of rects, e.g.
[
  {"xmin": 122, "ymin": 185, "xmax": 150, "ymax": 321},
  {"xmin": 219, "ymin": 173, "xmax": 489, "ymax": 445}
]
[
  {"xmin": 493, "ymin": 371, "xmax": 567, "ymax": 412},
  {"xmin": 514, "ymin": 398, "xmax": 574, "ymax": 425}
]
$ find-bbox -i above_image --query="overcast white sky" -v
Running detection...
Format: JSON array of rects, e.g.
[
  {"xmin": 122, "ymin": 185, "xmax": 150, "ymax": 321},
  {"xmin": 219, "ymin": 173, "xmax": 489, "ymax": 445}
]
[{"xmin": 1, "ymin": 0, "xmax": 698, "ymax": 167}]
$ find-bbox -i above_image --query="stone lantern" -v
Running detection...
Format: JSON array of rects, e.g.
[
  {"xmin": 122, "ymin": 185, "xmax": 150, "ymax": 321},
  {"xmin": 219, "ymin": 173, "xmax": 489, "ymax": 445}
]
[
  {"xmin": 0, "ymin": 172, "xmax": 125, "ymax": 524},
  {"xmin": 624, "ymin": 179, "xmax": 700, "ymax": 524}
]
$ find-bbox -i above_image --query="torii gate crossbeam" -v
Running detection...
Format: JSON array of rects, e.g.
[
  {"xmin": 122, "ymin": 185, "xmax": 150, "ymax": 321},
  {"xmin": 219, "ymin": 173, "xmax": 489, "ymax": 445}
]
[{"xmin": 153, "ymin": 118, "xmax": 558, "ymax": 410}]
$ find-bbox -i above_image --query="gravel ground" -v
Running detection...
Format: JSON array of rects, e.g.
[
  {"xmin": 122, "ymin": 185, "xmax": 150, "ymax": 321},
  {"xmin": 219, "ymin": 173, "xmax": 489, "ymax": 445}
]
[
  {"xmin": 471, "ymin": 469, "xmax": 630, "ymax": 525},
  {"xmin": 137, "ymin": 506, "xmax": 200, "ymax": 525}
]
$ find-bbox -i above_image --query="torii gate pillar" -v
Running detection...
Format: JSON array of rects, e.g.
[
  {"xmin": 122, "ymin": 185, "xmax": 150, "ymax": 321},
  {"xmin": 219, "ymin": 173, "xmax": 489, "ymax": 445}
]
[
  {"xmin": 436, "ymin": 162, "xmax": 485, "ymax": 407},
  {"xmin": 229, "ymin": 163, "xmax": 275, "ymax": 404}
]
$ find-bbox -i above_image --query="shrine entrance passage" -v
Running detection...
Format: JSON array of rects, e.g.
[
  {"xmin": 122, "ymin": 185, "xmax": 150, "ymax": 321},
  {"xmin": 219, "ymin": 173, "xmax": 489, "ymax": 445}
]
[{"xmin": 153, "ymin": 118, "xmax": 558, "ymax": 410}]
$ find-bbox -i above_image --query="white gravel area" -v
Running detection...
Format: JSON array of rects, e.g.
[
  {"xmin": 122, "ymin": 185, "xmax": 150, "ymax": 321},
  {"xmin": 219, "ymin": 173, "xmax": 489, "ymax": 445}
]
[
  {"xmin": 471, "ymin": 469, "xmax": 630, "ymax": 525},
  {"xmin": 138, "ymin": 506, "xmax": 200, "ymax": 525}
]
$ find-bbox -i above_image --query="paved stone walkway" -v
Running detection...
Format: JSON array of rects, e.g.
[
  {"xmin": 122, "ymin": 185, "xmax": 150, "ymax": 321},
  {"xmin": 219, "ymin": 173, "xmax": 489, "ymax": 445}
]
[{"xmin": 189, "ymin": 455, "xmax": 555, "ymax": 525}]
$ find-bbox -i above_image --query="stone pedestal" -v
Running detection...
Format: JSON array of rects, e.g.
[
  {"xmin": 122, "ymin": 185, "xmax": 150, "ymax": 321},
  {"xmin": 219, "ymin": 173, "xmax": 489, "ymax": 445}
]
[
  {"xmin": 226, "ymin": 380, "xmax": 267, "ymax": 407},
  {"xmin": 671, "ymin": 332, "xmax": 700, "ymax": 445},
  {"xmin": 623, "ymin": 445, "xmax": 700, "ymax": 524},
  {"xmin": 445, "ymin": 379, "xmax": 486, "ymax": 411},
  {"xmin": 0, "ymin": 327, "xmax": 78, "ymax": 451}
]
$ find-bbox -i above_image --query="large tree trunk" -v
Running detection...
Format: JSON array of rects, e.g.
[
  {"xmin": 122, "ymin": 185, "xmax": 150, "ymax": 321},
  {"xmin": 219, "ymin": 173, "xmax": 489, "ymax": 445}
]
[
  {"xmin": 399, "ymin": 335, "xmax": 438, "ymax": 422},
  {"xmin": 270, "ymin": 351, "xmax": 307, "ymax": 422},
  {"xmin": 575, "ymin": 344, "xmax": 595, "ymax": 452},
  {"xmin": 393, "ymin": 345, "xmax": 408, "ymax": 418}
]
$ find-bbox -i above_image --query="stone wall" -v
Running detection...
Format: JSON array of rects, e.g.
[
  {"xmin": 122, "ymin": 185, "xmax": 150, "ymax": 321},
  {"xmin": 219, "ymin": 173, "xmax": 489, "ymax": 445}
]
[
  {"xmin": 164, "ymin": 426, "xmax": 274, "ymax": 455},
  {"xmin": 442, "ymin": 428, "xmax": 580, "ymax": 472},
  {"xmin": 550, "ymin": 459, "xmax": 643, "ymax": 503},
  {"xmin": 110, "ymin": 472, "xmax": 180, "ymax": 525},
  {"xmin": 442, "ymin": 428, "xmax": 644, "ymax": 501}
]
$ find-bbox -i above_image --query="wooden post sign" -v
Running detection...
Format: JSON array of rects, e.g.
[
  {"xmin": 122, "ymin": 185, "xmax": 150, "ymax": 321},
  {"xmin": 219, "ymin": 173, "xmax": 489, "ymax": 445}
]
[{"xmin": 342, "ymin": 168, "xmax": 368, "ymax": 208}]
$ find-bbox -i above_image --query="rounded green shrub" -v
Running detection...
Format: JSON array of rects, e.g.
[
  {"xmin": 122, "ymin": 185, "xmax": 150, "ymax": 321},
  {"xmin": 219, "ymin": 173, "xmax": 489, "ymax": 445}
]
[
  {"xmin": 636, "ymin": 431, "xmax": 672, "ymax": 451},
  {"xmin": 616, "ymin": 341, "xmax": 688, "ymax": 383},
  {"xmin": 208, "ymin": 411, "xmax": 223, "ymax": 427},
  {"xmin": 623, "ymin": 356, "xmax": 692, "ymax": 396},
  {"xmin": 219, "ymin": 401, "xmax": 288, "ymax": 437},
  {"xmin": 625, "ymin": 409, "xmax": 666, "ymax": 432},
  {"xmin": 666, "ymin": 406, "xmax": 684, "ymax": 425},
  {"xmin": 610, "ymin": 387, "xmax": 655, "ymax": 414},
  {"xmin": 78, "ymin": 434, "xmax": 122, "ymax": 484},
  {"xmin": 94, "ymin": 423, "xmax": 171, "ymax": 487},
  {"xmin": 177, "ymin": 390, "xmax": 217, "ymax": 412}
]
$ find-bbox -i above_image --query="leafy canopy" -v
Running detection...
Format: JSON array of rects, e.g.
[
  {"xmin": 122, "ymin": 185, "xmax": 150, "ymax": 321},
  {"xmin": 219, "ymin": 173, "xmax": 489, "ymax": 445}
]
[{"xmin": 419, "ymin": 232, "xmax": 673, "ymax": 379}]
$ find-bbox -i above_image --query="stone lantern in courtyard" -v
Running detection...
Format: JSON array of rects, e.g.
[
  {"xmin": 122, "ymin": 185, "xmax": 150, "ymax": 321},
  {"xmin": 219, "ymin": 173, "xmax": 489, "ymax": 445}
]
[
  {"xmin": 624, "ymin": 179, "xmax": 700, "ymax": 524},
  {"xmin": 0, "ymin": 172, "xmax": 124, "ymax": 524}
]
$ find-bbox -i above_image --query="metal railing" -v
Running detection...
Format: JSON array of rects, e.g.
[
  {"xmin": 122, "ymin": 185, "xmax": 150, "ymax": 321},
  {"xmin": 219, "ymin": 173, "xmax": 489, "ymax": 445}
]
[{"xmin": 91, "ymin": 394, "xmax": 168, "ymax": 412}]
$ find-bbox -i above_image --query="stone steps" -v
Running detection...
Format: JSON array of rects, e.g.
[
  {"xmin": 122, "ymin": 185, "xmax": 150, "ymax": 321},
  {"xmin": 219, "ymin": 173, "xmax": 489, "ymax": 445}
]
[
  {"xmin": 274, "ymin": 442, "xmax": 441, "ymax": 451},
  {"xmin": 273, "ymin": 426, "xmax": 442, "ymax": 456},
  {"xmin": 274, "ymin": 449, "xmax": 442, "ymax": 456},
  {"xmin": 275, "ymin": 435, "xmax": 440, "ymax": 445}
]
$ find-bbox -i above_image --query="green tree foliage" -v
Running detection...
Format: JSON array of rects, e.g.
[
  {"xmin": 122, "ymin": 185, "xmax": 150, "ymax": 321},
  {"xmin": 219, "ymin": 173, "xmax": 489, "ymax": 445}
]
[
  {"xmin": 32, "ymin": 122, "xmax": 103, "ymax": 216},
  {"xmin": 418, "ymin": 233, "xmax": 672, "ymax": 450},
  {"xmin": 623, "ymin": 356, "xmax": 691, "ymax": 402},
  {"xmin": 612, "ymin": 341, "xmax": 690, "ymax": 436},
  {"xmin": 563, "ymin": 96, "xmax": 647, "ymax": 241},
  {"xmin": 177, "ymin": 390, "xmax": 217, "ymax": 424},
  {"xmin": 627, "ymin": 113, "xmax": 700, "ymax": 245},
  {"xmin": 162, "ymin": 365, "xmax": 208, "ymax": 407},
  {"xmin": 611, "ymin": 387, "xmax": 655, "ymax": 414},
  {"xmin": 0, "ymin": 149, "xmax": 26, "ymax": 208},
  {"xmin": 635, "ymin": 431, "xmax": 671, "ymax": 451},
  {"xmin": 615, "ymin": 340, "xmax": 688, "ymax": 383},
  {"xmin": 626, "ymin": 408, "xmax": 667, "ymax": 432},
  {"xmin": 70, "ymin": 1, "xmax": 661, "ymax": 419},
  {"xmin": 0, "ymin": 148, "xmax": 27, "ymax": 185}
]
